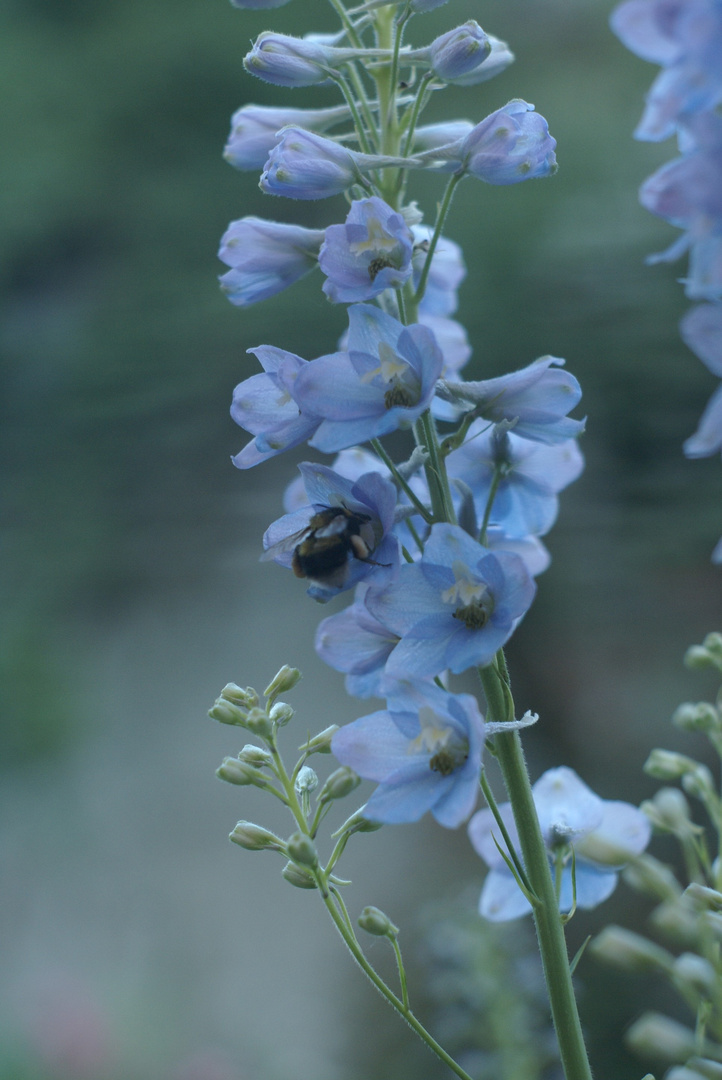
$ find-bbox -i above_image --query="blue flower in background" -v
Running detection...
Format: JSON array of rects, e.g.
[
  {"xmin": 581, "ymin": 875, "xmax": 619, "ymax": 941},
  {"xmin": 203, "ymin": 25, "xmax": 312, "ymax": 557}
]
[
  {"xmin": 332, "ymin": 681, "xmax": 485, "ymax": 827},
  {"xmin": 230, "ymin": 346, "xmax": 322, "ymax": 469},
  {"xmin": 315, "ymin": 584, "xmax": 400, "ymax": 697},
  {"xmin": 468, "ymin": 766, "xmax": 651, "ymax": 920},
  {"xmin": 682, "ymin": 301, "xmax": 722, "ymax": 458},
  {"xmin": 262, "ymin": 462, "xmax": 399, "ymax": 600},
  {"xmin": 319, "ymin": 197, "xmax": 414, "ymax": 303},
  {"xmin": 293, "ymin": 304, "xmax": 444, "ymax": 452},
  {"xmin": 447, "ymin": 423, "xmax": 584, "ymax": 538},
  {"xmin": 218, "ymin": 217, "xmax": 324, "ymax": 307},
  {"xmin": 412, "ymin": 226, "xmax": 467, "ymax": 316},
  {"xmin": 366, "ymin": 522, "xmax": 536, "ymax": 677},
  {"xmin": 439, "ymin": 355, "xmax": 585, "ymax": 444},
  {"xmin": 224, "ymin": 103, "xmax": 350, "ymax": 171}
]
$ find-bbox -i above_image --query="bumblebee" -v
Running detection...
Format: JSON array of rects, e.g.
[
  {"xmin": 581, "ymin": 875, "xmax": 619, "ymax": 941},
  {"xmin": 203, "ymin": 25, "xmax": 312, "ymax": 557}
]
[{"xmin": 263, "ymin": 505, "xmax": 379, "ymax": 589}]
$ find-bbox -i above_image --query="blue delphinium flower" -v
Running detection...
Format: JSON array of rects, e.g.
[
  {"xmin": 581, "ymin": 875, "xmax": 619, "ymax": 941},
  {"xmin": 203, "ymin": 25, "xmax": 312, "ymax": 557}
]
[
  {"xmin": 640, "ymin": 111, "xmax": 722, "ymax": 301},
  {"xmin": 293, "ymin": 303, "xmax": 444, "ymax": 452},
  {"xmin": 224, "ymin": 103, "xmax": 350, "ymax": 171},
  {"xmin": 424, "ymin": 21, "xmax": 491, "ymax": 83},
  {"xmin": 331, "ymin": 680, "xmax": 485, "ymax": 827},
  {"xmin": 319, "ymin": 197, "xmax": 414, "ymax": 303},
  {"xmin": 260, "ymin": 128, "xmax": 369, "ymax": 200},
  {"xmin": 218, "ymin": 217, "xmax": 325, "ymax": 307},
  {"xmin": 682, "ymin": 301, "xmax": 722, "ymax": 458},
  {"xmin": 283, "ymin": 446, "xmax": 391, "ymax": 511},
  {"xmin": 230, "ymin": 346, "xmax": 322, "ymax": 468},
  {"xmin": 243, "ymin": 31, "xmax": 355, "ymax": 88},
  {"xmin": 315, "ymin": 584, "xmax": 400, "ymax": 698},
  {"xmin": 365, "ymin": 522, "xmax": 536, "ymax": 677},
  {"xmin": 451, "ymin": 100, "xmax": 557, "ymax": 185},
  {"xmin": 468, "ymin": 766, "xmax": 651, "ymax": 921},
  {"xmin": 438, "ymin": 355, "xmax": 585, "ymax": 444},
  {"xmin": 412, "ymin": 226, "xmax": 467, "ymax": 316},
  {"xmin": 447, "ymin": 423, "xmax": 584, "ymax": 538},
  {"xmin": 262, "ymin": 462, "xmax": 399, "ymax": 600},
  {"xmin": 451, "ymin": 34, "xmax": 514, "ymax": 86}
]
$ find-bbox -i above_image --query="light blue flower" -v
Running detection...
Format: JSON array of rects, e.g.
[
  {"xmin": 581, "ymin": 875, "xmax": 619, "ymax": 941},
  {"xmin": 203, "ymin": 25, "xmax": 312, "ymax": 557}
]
[
  {"xmin": 468, "ymin": 766, "xmax": 651, "ymax": 921},
  {"xmin": 366, "ymin": 522, "xmax": 536, "ymax": 678},
  {"xmin": 331, "ymin": 681, "xmax": 485, "ymax": 827},
  {"xmin": 447, "ymin": 423, "xmax": 584, "ymax": 537},
  {"xmin": 319, "ymin": 197, "xmax": 414, "ymax": 303},
  {"xmin": 223, "ymin": 103, "xmax": 350, "ymax": 171},
  {"xmin": 230, "ymin": 346, "xmax": 322, "ymax": 468},
  {"xmin": 218, "ymin": 217, "xmax": 324, "ymax": 307},
  {"xmin": 283, "ymin": 447, "xmax": 391, "ymax": 512},
  {"xmin": 293, "ymin": 304, "xmax": 444, "ymax": 452},
  {"xmin": 243, "ymin": 31, "xmax": 351, "ymax": 88},
  {"xmin": 425, "ymin": 21, "xmax": 491, "ymax": 83},
  {"xmin": 454, "ymin": 100, "xmax": 557, "ymax": 185},
  {"xmin": 451, "ymin": 34, "xmax": 514, "ymax": 86},
  {"xmin": 262, "ymin": 463, "xmax": 399, "ymax": 600},
  {"xmin": 682, "ymin": 301, "xmax": 722, "ymax": 457},
  {"xmin": 315, "ymin": 584, "xmax": 399, "ymax": 697},
  {"xmin": 412, "ymin": 225, "xmax": 467, "ymax": 317}
]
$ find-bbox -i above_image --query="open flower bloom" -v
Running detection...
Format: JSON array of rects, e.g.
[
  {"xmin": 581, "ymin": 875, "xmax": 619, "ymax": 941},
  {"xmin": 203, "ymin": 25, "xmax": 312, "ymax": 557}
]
[
  {"xmin": 315, "ymin": 583, "xmax": 400, "ymax": 697},
  {"xmin": 332, "ymin": 681, "xmax": 485, "ymax": 827},
  {"xmin": 294, "ymin": 303, "xmax": 444, "ymax": 451},
  {"xmin": 320, "ymin": 197, "xmax": 414, "ymax": 303},
  {"xmin": 468, "ymin": 766, "xmax": 652, "ymax": 921},
  {"xmin": 366, "ymin": 522, "xmax": 536, "ymax": 677},
  {"xmin": 262, "ymin": 463, "xmax": 399, "ymax": 601},
  {"xmin": 218, "ymin": 217, "xmax": 324, "ymax": 307}
]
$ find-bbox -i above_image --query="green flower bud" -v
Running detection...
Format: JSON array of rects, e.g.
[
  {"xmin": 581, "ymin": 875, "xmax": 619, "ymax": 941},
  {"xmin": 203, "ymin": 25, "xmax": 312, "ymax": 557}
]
[
  {"xmin": 626, "ymin": 1013, "xmax": 697, "ymax": 1063},
  {"xmin": 295, "ymin": 765, "xmax": 319, "ymax": 794},
  {"xmin": 672, "ymin": 952, "xmax": 717, "ymax": 997},
  {"xmin": 651, "ymin": 900, "xmax": 700, "ymax": 945},
  {"xmin": 238, "ymin": 744, "xmax": 274, "ymax": 767},
  {"xmin": 216, "ymin": 757, "xmax": 266, "ymax": 786},
  {"xmin": 221, "ymin": 683, "xmax": 259, "ymax": 708},
  {"xmin": 264, "ymin": 665, "xmax": 302, "ymax": 700},
  {"xmin": 299, "ymin": 725, "xmax": 339, "ymax": 755},
  {"xmin": 683, "ymin": 883, "xmax": 722, "ymax": 911},
  {"xmin": 701, "ymin": 911, "xmax": 722, "ymax": 942},
  {"xmin": 673, "ymin": 702, "xmax": 720, "ymax": 734},
  {"xmin": 332, "ymin": 805, "xmax": 384, "ymax": 837},
  {"xmin": 668, "ymin": 1068, "xmax": 714, "ymax": 1080},
  {"xmin": 282, "ymin": 860, "xmax": 317, "ymax": 889},
  {"xmin": 269, "ymin": 701, "xmax": 294, "ymax": 727},
  {"xmin": 286, "ymin": 831, "xmax": 318, "ymax": 868},
  {"xmin": 644, "ymin": 749, "xmax": 699, "ymax": 780},
  {"xmin": 590, "ymin": 926, "xmax": 673, "ymax": 973},
  {"xmin": 358, "ymin": 906, "xmax": 399, "ymax": 937},
  {"xmin": 209, "ymin": 700, "xmax": 248, "ymax": 726},
  {"xmin": 685, "ymin": 645, "xmax": 717, "ymax": 671},
  {"xmin": 681, "ymin": 764, "xmax": 715, "ymax": 801},
  {"xmin": 318, "ymin": 766, "xmax": 361, "ymax": 804},
  {"xmin": 244, "ymin": 707, "xmax": 274, "ymax": 738},
  {"xmin": 623, "ymin": 854, "xmax": 682, "ymax": 901},
  {"xmin": 229, "ymin": 821, "xmax": 285, "ymax": 851},
  {"xmin": 685, "ymin": 1058, "xmax": 722, "ymax": 1080}
]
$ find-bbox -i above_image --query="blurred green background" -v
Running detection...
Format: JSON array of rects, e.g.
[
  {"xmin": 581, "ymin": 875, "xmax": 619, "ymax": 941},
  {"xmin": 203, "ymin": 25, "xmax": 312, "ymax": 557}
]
[{"xmin": 2, "ymin": 0, "xmax": 721, "ymax": 1077}]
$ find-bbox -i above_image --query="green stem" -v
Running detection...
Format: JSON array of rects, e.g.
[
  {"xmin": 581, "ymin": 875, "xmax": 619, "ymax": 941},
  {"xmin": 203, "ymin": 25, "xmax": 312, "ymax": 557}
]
[
  {"xmin": 328, "ymin": 0, "xmax": 364, "ymax": 48},
  {"xmin": 332, "ymin": 72, "xmax": 375, "ymax": 156},
  {"xmin": 414, "ymin": 172, "xmax": 463, "ymax": 306},
  {"xmin": 391, "ymin": 935, "xmax": 410, "ymax": 1010},
  {"xmin": 415, "ymin": 411, "xmax": 457, "ymax": 525},
  {"xmin": 371, "ymin": 437, "xmax": 433, "ymax": 523},
  {"xmin": 479, "ymin": 465, "xmax": 504, "ymax": 546},
  {"xmin": 478, "ymin": 662, "xmax": 594, "ymax": 1080}
]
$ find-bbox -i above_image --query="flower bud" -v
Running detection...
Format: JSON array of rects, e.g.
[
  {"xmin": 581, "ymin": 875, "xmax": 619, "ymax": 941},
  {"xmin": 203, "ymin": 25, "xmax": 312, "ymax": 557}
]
[
  {"xmin": 260, "ymin": 128, "xmax": 365, "ymax": 201},
  {"xmin": 685, "ymin": 634, "xmax": 722, "ymax": 673},
  {"xmin": 426, "ymin": 22, "xmax": 491, "ymax": 83},
  {"xmin": 295, "ymin": 766, "xmax": 319, "ymax": 794},
  {"xmin": 651, "ymin": 900, "xmax": 700, "ymax": 945},
  {"xmin": 229, "ymin": 821, "xmax": 285, "ymax": 851},
  {"xmin": 243, "ymin": 707, "xmax": 274, "ymax": 738},
  {"xmin": 684, "ymin": 1058, "xmax": 722, "ymax": 1080},
  {"xmin": 590, "ymin": 926, "xmax": 673, "ymax": 973},
  {"xmin": 626, "ymin": 1012, "xmax": 697, "ymax": 1063},
  {"xmin": 264, "ymin": 665, "xmax": 302, "ymax": 699},
  {"xmin": 269, "ymin": 701, "xmax": 294, "ymax": 727},
  {"xmin": 209, "ymin": 700, "xmax": 248, "ymax": 726},
  {"xmin": 668, "ymin": 1068, "xmax": 716, "ymax": 1080},
  {"xmin": 299, "ymin": 725, "xmax": 339, "ymax": 755},
  {"xmin": 703, "ymin": 632, "xmax": 722, "ymax": 662},
  {"xmin": 238, "ymin": 744, "xmax": 274, "ymax": 767},
  {"xmin": 282, "ymin": 859, "xmax": 317, "ymax": 889},
  {"xmin": 673, "ymin": 702, "xmax": 720, "ymax": 733},
  {"xmin": 358, "ymin": 906, "xmax": 399, "ymax": 937},
  {"xmin": 701, "ymin": 910, "xmax": 722, "ymax": 941},
  {"xmin": 332, "ymin": 805, "xmax": 384, "ymax": 837},
  {"xmin": 451, "ymin": 35, "xmax": 514, "ymax": 86},
  {"xmin": 683, "ymin": 882, "xmax": 722, "ymax": 911},
  {"xmin": 672, "ymin": 952, "xmax": 717, "ymax": 997},
  {"xmin": 221, "ymin": 683, "xmax": 259, "ymax": 708},
  {"xmin": 216, "ymin": 757, "xmax": 266, "ymax": 786},
  {"xmin": 244, "ymin": 32, "xmax": 337, "ymax": 89},
  {"xmin": 456, "ymin": 100, "xmax": 557, "ymax": 185},
  {"xmin": 318, "ymin": 766, "xmax": 361, "ymax": 804},
  {"xmin": 681, "ymin": 764, "xmax": 715, "ymax": 800},
  {"xmin": 622, "ymin": 853, "xmax": 682, "ymax": 900},
  {"xmin": 286, "ymin": 831, "xmax": 318, "ymax": 868},
  {"xmin": 644, "ymin": 748, "xmax": 700, "ymax": 780}
]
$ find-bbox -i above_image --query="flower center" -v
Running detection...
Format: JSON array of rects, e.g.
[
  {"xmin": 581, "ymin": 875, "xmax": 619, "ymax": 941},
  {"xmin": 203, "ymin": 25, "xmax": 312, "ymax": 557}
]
[
  {"xmin": 409, "ymin": 706, "xmax": 469, "ymax": 776},
  {"xmin": 361, "ymin": 341, "xmax": 421, "ymax": 410},
  {"xmin": 441, "ymin": 560, "xmax": 494, "ymax": 629}
]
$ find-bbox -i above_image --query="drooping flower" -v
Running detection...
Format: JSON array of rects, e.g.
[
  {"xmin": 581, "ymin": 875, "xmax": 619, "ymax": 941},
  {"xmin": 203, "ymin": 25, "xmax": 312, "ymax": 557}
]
[
  {"xmin": 331, "ymin": 681, "xmax": 485, "ymax": 827},
  {"xmin": 454, "ymin": 100, "xmax": 557, "ymax": 185},
  {"xmin": 468, "ymin": 766, "xmax": 651, "ymax": 920},
  {"xmin": 243, "ymin": 31, "xmax": 355, "ymax": 88},
  {"xmin": 218, "ymin": 217, "xmax": 324, "ymax": 307},
  {"xmin": 230, "ymin": 346, "xmax": 322, "ymax": 468},
  {"xmin": 319, "ymin": 197, "xmax": 414, "ymax": 303},
  {"xmin": 293, "ymin": 303, "xmax": 444, "ymax": 452},
  {"xmin": 223, "ymin": 103, "xmax": 350, "ymax": 171},
  {"xmin": 682, "ymin": 301, "xmax": 722, "ymax": 457},
  {"xmin": 438, "ymin": 355, "xmax": 585, "ymax": 444},
  {"xmin": 447, "ymin": 423, "xmax": 584, "ymax": 537},
  {"xmin": 261, "ymin": 462, "xmax": 399, "ymax": 601},
  {"xmin": 365, "ymin": 522, "xmax": 536, "ymax": 677}
]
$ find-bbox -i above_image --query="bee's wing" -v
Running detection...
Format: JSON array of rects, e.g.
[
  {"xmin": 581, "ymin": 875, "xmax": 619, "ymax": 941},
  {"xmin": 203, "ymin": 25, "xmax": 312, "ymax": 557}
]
[{"xmin": 261, "ymin": 525, "xmax": 310, "ymax": 562}]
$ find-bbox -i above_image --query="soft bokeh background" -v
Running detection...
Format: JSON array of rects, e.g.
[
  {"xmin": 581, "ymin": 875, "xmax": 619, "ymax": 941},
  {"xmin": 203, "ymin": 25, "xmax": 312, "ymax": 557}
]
[{"xmin": 3, "ymin": 0, "xmax": 721, "ymax": 1077}]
